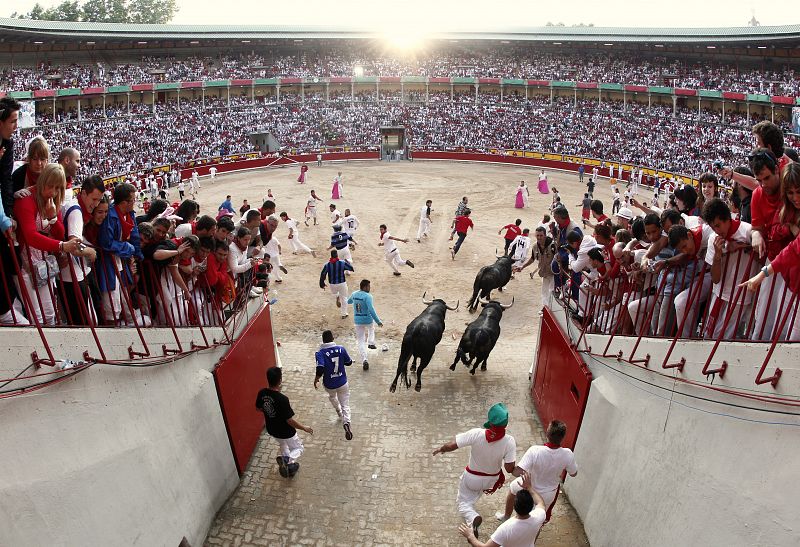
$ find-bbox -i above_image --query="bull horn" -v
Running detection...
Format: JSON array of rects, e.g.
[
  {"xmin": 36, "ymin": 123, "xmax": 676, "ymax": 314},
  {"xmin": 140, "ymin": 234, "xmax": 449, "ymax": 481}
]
[
  {"xmin": 478, "ymin": 295, "xmax": 491, "ymax": 305},
  {"xmin": 422, "ymin": 291, "xmax": 434, "ymax": 305},
  {"xmin": 495, "ymin": 248, "xmax": 506, "ymax": 258},
  {"xmin": 500, "ymin": 297, "xmax": 515, "ymax": 310},
  {"xmin": 446, "ymin": 300, "xmax": 460, "ymax": 311}
]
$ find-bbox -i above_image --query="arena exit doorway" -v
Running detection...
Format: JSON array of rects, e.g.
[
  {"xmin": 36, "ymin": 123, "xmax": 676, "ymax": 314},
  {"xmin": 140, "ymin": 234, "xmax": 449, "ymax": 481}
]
[{"xmin": 380, "ymin": 125, "xmax": 407, "ymax": 161}]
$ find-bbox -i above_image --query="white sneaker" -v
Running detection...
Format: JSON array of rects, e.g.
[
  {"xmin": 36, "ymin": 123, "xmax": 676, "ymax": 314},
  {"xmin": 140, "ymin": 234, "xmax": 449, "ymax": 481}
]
[
  {"xmin": 495, "ymin": 511, "xmax": 508, "ymax": 522},
  {"xmin": 249, "ymin": 289, "xmax": 261, "ymax": 299},
  {"xmin": 252, "ymin": 286, "xmax": 264, "ymax": 295}
]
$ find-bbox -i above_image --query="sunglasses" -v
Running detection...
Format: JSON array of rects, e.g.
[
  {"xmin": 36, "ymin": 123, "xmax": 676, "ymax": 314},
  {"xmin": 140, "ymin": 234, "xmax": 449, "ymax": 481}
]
[{"xmin": 747, "ymin": 151, "xmax": 776, "ymax": 169}]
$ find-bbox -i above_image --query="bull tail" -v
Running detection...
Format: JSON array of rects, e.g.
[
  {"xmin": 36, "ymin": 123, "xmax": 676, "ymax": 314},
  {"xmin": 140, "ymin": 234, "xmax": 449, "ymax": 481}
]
[
  {"xmin": 467, "ymin": 276, "xmax": 481, "ymax": 311},
  {"xmin": 390, "ymin": 339, "xmax": 414, "ymax": 392}
]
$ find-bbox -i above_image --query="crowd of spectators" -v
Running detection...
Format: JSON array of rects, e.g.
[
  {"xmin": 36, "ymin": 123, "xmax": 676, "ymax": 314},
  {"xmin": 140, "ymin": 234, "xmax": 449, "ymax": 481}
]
[
  {"xmin": 3, "ymin": 48, "xmax": 800, "ymax": 95},
  {"xmin": 15, "ymin": 93, "xmax": 798, "ymax": 178}
]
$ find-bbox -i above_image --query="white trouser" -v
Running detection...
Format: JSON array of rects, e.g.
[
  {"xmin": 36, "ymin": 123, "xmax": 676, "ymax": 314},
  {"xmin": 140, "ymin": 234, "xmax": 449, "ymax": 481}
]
[
  {"xmin": 267, "ymin": 252, "xmax": 283, "ymax": 282},
  {"xmin": 0, "ymin": 298, "xmax": 30, "ymax": 326},
  {"xmin": 330, "ymin": 282, "xmax": 349, "ymax": 310},
  {"xmin": 336, "ymin": 245, "xmax": 353, "ymax": 264},
  {"xmin": 325, "ymin": 382, "xmax": 351, "ymax": 424},
  {"xmin": 457, "ymin": 470, "xmax": 498, "ymax": 525},
  {"xmin": 509, "ymin": 476, "xmax": 558, "ymax": 508},
  {"xmin": 540, "ymin": 275, "xmax": 554, "ymax": 309},
  {"xmin": 306, "ymin": 207, "xmax": 317, "ymax": 220},
  {"xmin": 385, "ymin": 250, "xmax": 406, "ymax": 273},
  {"xmin": 16, "ymin": 274, "xmax": 56, "ymax": 325},
  {"xmin": 276, "ymin": 434, "xmax": 304, "ymax": 464},
  {"xmin": 354, "ymin": 323, "xmax": 375, "ymax": 362},
  {"xmin": 628, "ymin": 293, "xmax": 677, "ymax": 336},
  {"xmin": 417, "ymin": 218, "xmax": 431, "ymax": 239},
  {"xmin": 674, "ymin": 275, "xmax": 712, "ymax": 337},
  {"xmin": 751, "ymin": 261, "xmax": 788, "ymax": 340},
  {"xmin": 289, "ymin": 235, "xmax": 312, "ymax": 254}
]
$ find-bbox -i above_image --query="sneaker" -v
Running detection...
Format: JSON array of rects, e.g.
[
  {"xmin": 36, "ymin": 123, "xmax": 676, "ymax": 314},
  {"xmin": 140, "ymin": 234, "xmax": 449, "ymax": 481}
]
[
  {"xmin": 406, "ymin": 260, "xmax": 415, "ymax": 268},
  {"xmin": 417, "ymin": 239, "xmax": 421, "ymax": 243},
  {"xmin": 252, "ymin": 286, "xmax": 264, "ymax": 295},
  {"xmin": 495, "ymin": 511, "xmax": 509, "ymax": 522},
  {"xmin": 280, "ymin": 265, "xmax": 288, "ymax": 274},
  {"xmin": 363, "ymin": 360, "xmax": 369, "ymax": 370},
  {"xmin": 393, "ymin": 272, "xmax": 401, "ymax": 276},
  {"xmin": 276, "ymin": 456, "xmax": 289, "ymax": 478},
  {"xmin": 287, "ymin": 462, "xmax": 300, "ymax": 477},
  {"xmin": 472, "ymin": 515, "xmax": 482, "ymax": 539},
  {"xmin": 341, "ymin": 314, "xmax": 349, "ymax": 319},
  {"xmin": 368, "ymin": 344, "xmax": 377, "ymax": 350},
  {"xmin": 311, "ymin": 250, "xmax": 317, "ymax": 258},
  {"xmin": 249, "ymin": 289, "xmax": 261, "ymax": 299},
  {"xmin": 344, "ymin": 423, "xmax": 353, "ymax": 441},
  {"xmin": 451, "ymin": 250, "xmax": 455, "ymax": 260}
]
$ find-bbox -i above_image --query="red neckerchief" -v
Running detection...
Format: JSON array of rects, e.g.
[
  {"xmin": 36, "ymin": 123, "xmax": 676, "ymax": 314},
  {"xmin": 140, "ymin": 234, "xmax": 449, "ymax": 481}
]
[
  {"xmin": 77, "ymin": 194, "xmax": 92, "ymax": 224},
  {"xmin": 329, "ymin": 257, "xmax": 339, "ymax": 264},
  {"xmin": 724, "ymin": 219, "xmax": 741, "ymax": 241},
  {"xmin": 380, "ymin": 231, "xmax": 386, "ymax": 240},
  {"xmin": 66, "ymin": 176, "xmax": 73, "ymax": 190},
  {"xmin": 485, "ymin": 425, "xmax": 506, "ymax": 443},
  {"xmin": 116, "ymin": 205, "xmax": 135, "ymax": 242},
  {"xmin": 689, "ymin": 225, "xmax": 703, "ymax": 258},
  {"xmin": 544, "ymin": 442, "xmax": 561, "ymax": 449}
]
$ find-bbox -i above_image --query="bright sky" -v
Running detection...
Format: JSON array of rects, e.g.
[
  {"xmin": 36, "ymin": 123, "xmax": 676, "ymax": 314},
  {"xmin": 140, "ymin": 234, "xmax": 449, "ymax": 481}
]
[{"xmin": 7, "ymin": 0, "xmax": 786, "ymax": 29}]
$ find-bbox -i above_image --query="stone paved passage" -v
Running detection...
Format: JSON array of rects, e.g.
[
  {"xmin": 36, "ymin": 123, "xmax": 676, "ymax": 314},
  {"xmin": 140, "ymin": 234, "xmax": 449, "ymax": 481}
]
[{"xmin": 200, "ymin": 161, "xmax": 591, "ymax": 546}]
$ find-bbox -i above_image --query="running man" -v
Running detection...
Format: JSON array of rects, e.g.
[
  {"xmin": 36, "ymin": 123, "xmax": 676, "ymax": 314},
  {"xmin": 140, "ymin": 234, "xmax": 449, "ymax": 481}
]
[
  {"xmin": 343, "ymin": 208, "xmax": 359, "ymax": 247},
  {"xmin": 451, "ymin": 209, "xmax": 474, "ymax": 259},
  {"xmin": 379, "ymin": 224, "xmax": 415, "ymax": 276},
  {"xmin": 320, "ymin": 250, "xmax": 353, "ymax": 318},
  {"xmin": 255, "ymin": 367, "xmax": 313, "ymax": 478},
  {"xmin": 498, "ymin": 219, "xmax": 522, "ymax": 255},
  {"xmin": 314, "ymin": 330, "xmax": 354, "ymax": 440},
  {"xmin": 330, "ymin": 204, "xmax": 342, "ymax": 225},
  {"xmin": 305, "ymin": 189, "xmax": 323, "ymax": 226},
  {"xmin": 450, "ymin": 196, "xmax": 469, "ymax": 240},
  {"xmin": 433, "ymin": 403, "xmax": 517, "ymax": 539},
  {"xmin": 417, "ymin": 199, "xmax": 433, "ymax": 242},
  {"xmin": 280, "ymin": 211, "xmax": 316, "ymax": 256},
  {"xmin": 509, "ymin": 228, "xmax": 532, "ymax": 270},
  {"xmin": 329, "ymin": 224, "xmax": 355, "ymax": 265},
  {"xmin": 347, "ymin": 279, "xmax": 383, "ymax": 370}
]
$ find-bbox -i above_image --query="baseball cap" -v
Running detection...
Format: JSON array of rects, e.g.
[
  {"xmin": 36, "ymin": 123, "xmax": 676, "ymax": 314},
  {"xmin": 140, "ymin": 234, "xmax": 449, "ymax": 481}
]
[
  {"xmin": 483, "ymin": 403, "xmax": 509, "ymax": 428},
  {"xmin": 616, "ymin": 207, "xmax": 634, "ymax": 220}
]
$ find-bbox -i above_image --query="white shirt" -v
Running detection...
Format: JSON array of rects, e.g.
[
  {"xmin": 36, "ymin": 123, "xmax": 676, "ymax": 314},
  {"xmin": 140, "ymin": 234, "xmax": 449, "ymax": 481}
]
[
  {"xmin": 420, "ymin": 204, "xmax": 431, "ymax": 221},
  {"xmin": 518, "ymin": 445, "xmax": 578, "ymax": 496},
  {"xmin": 331, "ymin": 209, "xmax": 342, "ymax": 224},
  {"xmin": 381, "ymin": 231, "xmax": 398, "ymax": 254},
  {"xmin": 455, "ymin": 428, "xmax": 516, "ymax": 475},
  {"xmin": 568, "ymin": 235, "xmax": 600, "ymax": 273},
  {"xmin": 489, "ymin": 509, "xmax": 547, "ymax": 547},
  {"xmin": 510, "ymin": 235, "xmax": 532, "ymax": 262},
  {"xmin": 285, "ymin": 218, "xmax": 301, "ymax": 236},
  {"xmin": 705, "ymin": 221, "xmax": 753, "ymax": 303},
  {"xmin": 178, "ymin": 182, "xmax": 185, "ymax": 191},
  {"xmin": 307, "ymin": 198, "xmax": 318, "ymax": 209},
  {"xmin": 227, "ymin": 241, "xmax": 252, "ymax": 275},
  {"xmin": 59, "ymin": 201, "xmax": 89, "ymax": 282},
  {"xmin": 174, "ymin": 223, "xmax": 193, "ymax": 239},
  {"xmin": 344, "ymin": 215, "xmax": 359, "ymax": 233},
  {"xmin": 209, "ymin": 167, "xmax": 217, "ymax": 176}
]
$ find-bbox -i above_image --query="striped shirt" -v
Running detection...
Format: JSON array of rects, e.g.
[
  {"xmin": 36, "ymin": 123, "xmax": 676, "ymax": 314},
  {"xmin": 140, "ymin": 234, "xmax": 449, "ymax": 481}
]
[
  {"xmin": 320, "ymin": 259, "xmax": 354, "ymax": 287},
  {"xmin": 330, "ymin": 231, "xmax": 351, "ymax": 250}
]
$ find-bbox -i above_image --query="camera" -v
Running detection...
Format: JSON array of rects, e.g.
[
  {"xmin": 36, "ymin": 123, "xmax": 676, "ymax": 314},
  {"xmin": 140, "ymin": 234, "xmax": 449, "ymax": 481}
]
[{"xmin": 712, "ymin": 160, "xmax": 724, "ymax": 170}]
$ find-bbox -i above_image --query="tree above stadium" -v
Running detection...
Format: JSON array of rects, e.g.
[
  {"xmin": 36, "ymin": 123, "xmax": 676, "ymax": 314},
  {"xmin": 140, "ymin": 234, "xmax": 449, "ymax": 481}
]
[{"xmin": 11, "ymin": 0, "xmax": 178, "ymax": 24}]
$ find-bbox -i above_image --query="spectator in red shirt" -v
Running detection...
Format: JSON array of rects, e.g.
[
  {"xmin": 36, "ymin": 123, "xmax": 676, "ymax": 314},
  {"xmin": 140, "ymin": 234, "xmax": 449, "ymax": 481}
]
[
  {"xmin": 451, "ymin": 209, "xmax": 474, "ymax": 260},
  {"xmin": 498, "ymin": 219, "xmax": 521, "ymax": 255}
]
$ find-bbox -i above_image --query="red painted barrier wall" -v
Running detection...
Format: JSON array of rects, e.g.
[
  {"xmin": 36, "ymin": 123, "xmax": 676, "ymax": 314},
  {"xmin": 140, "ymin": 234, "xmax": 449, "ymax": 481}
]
[
  {"xmin": 413, "ymin": 151, "xmax": 587, "ymax": 176},
  {"xmin": 213, "ymin": 304, "xmax": 277, "ymax": 474},
  {"xmin": 531, "ymin": 307, "xmax": 593, "ymax": 450},
  {"xmin": 179, "ymin": 151, "xmax": 380, "ymax": 179}
]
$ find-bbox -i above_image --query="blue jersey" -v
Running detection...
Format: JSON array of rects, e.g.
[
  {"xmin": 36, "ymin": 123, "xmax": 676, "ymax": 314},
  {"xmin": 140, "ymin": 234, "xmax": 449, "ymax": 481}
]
[
  {"xmin": 314, "ymin": 343, "xmax": 352, "ymax": 389},
  {"xmin": 331, "ymin": 231, "xmax": 351, "ymax": 250}
]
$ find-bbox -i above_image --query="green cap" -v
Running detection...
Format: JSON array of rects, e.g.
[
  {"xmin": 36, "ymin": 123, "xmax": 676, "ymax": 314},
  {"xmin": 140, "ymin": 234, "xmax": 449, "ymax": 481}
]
[{"xmin": 483, "ymin": 403, "xmax": 509, "ymax": 428}]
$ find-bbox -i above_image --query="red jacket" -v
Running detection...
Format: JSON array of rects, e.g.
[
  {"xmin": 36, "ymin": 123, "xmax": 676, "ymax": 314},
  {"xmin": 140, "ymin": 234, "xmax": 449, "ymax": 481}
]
[
  {"xmin": 770, "ymin": 233, "xmax": 800, "ymax": 294},
  {"xmin": 454, "ymin": 216, "xmax": 474, "ymax": 233},
  {"xmin": 13, "ymin": 195, "xmax": 65, "ymax": 253}
]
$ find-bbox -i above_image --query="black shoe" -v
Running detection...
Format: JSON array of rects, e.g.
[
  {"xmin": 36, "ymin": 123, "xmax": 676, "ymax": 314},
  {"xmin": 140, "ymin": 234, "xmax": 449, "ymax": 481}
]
[
  {"xmin": 472, "ymin": 515, "xmax": 482, "ymax": 539},
  {"xmin": 406, "ymin": 260, "xmax": 415, "ymax": 268},
  {"xmin": 363, "ymin": 360, "xmax": 369, "ymax": 370},
  {"xmin": 344, "ymin": 423, "xmax": 353, "ymax": 441},
  {"xmin": 368, "ymin": 344, "xmax": 377, "ymax": 350},
  {"xmin": 280, "ymin": 266, "xmax": 288, "ymax": 274},
  {"xmin": 287, "ymin": 462, "xmax": 300, "ymax": 477},
  {"xmin": 393, "ymin": 272, "xmax": 401, "ymax": 276},
  {"xmin": 276, "ymin": 456, "xmax": 289, "ymax": 478}
]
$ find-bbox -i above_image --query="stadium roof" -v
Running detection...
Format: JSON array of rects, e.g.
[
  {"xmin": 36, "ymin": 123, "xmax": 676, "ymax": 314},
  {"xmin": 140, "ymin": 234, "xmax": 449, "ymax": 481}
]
[{"xmin": 2, "ymin": 17, "xmax": 800, "ymax": 44}]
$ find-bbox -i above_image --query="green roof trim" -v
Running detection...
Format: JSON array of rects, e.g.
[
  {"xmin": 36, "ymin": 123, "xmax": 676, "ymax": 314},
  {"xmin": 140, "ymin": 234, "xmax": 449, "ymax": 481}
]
[
  {"xmin": 7, "ymin": 91, "xmax": 33, "ymax": 99},
  {"xmin": 600, "ymin": 83, "xmax": 623, "ymax": 91},
  {"xmin": 452, "ymin": 77, "xmax": 476, "ymax": 85},
  {"xmin": 107, "ymin": 85, "xmax": 131, "ymax": 93},
  {"xmin": 648, "ymin": 86, "xmax": 673, "ymax": 94},
  {"xmin": 56, "ymin": 88, "xmax": 82, "ymax": 97},
  {"xmin": 502, "ymin": 79, "xmax": 525, "ymax": 85},
  {"xmin": 747, "ymin": 93, "xmax": 770, "ymax": 103},
  {"xmin": 206, "ymin": 80, "xmax": 230, "ymax": 87},
  {"xmin": 699, "ymin": 89, "xmax": 723, "ymax": 98},
  {"xmin": 254, "ymin": 78, "xmax": 278, "ymax": 85},
  {"xmin": 155, "ymin": 82, "xmax": 180, "ymax": 91},
  {"xmin": 551, "ymin": 81, "xmax": 576, "ymax": 88},
  {"xmin": 353, "ymin": 76, "xmax": 377, "ymax": 84},
  {"xmin": 401, "ymin": 76, "xmax": 427, "ymax": 83}
]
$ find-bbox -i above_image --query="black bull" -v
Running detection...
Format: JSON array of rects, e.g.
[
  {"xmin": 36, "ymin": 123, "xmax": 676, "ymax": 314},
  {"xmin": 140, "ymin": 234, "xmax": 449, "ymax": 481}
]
[
  {"xmin": 451, "ymin": 298, "xmax": 514, "ymax": 374},
  {"xmin": 390, "ymin": 293, "xmax": 458, "ymax": 393},
  {"xmin": 467, "ymin": 254, "xmax": 514, "ymax": 312}
]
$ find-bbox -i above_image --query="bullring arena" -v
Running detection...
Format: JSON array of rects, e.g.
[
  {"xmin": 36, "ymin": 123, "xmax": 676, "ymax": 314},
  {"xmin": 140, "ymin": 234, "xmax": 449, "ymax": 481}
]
[{"xmin": 199, "ymin": 161, "xmax": 590, "ymax": 546}]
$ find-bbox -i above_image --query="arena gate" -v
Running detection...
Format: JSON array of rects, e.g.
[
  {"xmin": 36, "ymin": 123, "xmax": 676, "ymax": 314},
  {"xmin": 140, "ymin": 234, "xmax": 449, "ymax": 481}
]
[{"xmin": 213, "ymin": 304, "xmax": 278, "ymax": 474}]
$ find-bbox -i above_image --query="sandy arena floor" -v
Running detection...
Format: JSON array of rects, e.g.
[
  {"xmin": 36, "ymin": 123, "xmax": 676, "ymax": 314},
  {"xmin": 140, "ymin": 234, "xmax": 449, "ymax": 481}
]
[{"xmin": 196, "ymin": 160, "xmax": 593, "ymax": 546}]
